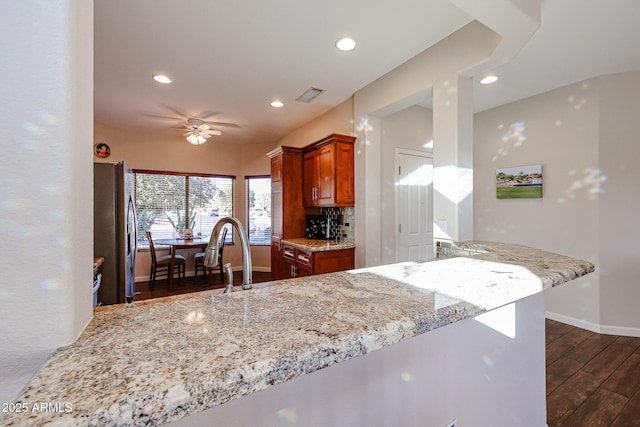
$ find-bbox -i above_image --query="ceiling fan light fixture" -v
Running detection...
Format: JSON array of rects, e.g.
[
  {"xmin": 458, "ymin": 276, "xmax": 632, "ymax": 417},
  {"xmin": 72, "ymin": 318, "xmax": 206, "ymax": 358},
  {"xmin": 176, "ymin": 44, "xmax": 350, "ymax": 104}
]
[
  {"xmin": 187, "ymin": 134, "xmax": 207, "ymax": 145},
  {"xmin": 152, "ymin": 74, "xmax": 172, "ymax": 84},
  {"xmin": 185, "ymin": 118, "xmax": 220, "ymax": 144}
]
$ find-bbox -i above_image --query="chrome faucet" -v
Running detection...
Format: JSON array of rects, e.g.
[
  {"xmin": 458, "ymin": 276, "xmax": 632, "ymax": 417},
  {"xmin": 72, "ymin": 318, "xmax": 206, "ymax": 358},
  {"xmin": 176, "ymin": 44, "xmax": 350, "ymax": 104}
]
[{"xmin": 204, "ymin": 217, "xmax": 253, "ymax": 290}]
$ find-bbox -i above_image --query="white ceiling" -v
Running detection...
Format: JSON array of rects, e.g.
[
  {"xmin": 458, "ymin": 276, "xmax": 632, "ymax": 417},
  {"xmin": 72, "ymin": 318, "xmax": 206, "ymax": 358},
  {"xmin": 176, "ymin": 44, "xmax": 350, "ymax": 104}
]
[{"xmin": 94, "ymin": 0, "xmax": 640, "ymax": 146}]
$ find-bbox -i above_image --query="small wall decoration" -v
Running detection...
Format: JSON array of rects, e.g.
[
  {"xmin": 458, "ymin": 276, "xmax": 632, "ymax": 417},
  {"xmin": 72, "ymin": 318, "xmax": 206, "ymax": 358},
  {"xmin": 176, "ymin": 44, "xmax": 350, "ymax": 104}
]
[
  {"xmin": 94, "ymin": 143, "xmax": 111, "ymax": 159},
  {"xmin": 496, "ymin": 164, "xmax": 543, "ymax": 199}
]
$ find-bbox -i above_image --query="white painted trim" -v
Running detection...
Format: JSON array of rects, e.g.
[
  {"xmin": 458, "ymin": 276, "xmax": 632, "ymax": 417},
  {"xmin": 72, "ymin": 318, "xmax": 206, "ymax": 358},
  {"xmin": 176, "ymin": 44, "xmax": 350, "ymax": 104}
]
[
  {"xmin": 396, "ymin": 147, "xmax": 434, "ymax": 158},
  {"xmin": 600, "ymin": 324, "xmax": 640, "ymax": 338},
  {"xmin": 545, "ymin": 310, "xmax": 601, "ymax": 333},
  {"xmin": 545, "ymin": 311, "xmax": 640, "ymax": 337}
]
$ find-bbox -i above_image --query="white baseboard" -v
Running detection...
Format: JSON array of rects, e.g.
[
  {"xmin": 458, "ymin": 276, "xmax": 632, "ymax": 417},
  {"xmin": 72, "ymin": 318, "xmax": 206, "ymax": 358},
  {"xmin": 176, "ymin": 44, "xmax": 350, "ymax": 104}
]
[
  {"xmin": 545, "ymin": 311, "xmax": 640, "ymax": 337},
  {"xmin": 599, "ymin": 323, "xmax": 640, "ymax": 337}
]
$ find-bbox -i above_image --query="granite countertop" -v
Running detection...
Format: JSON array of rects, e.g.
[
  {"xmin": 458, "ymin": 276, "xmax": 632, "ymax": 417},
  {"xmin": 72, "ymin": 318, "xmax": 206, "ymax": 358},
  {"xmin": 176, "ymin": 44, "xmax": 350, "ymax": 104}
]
[
  {"xmin": 1, "ymin": 241, "xmax": 593, "ymax": 426},
  {"xmin": 281, "ymin": 238, "xmax": 355, "ymax": 252}
]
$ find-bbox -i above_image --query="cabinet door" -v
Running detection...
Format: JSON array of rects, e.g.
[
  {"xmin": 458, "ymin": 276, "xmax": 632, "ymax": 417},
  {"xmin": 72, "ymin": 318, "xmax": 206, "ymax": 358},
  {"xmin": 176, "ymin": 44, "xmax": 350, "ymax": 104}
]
[
  {"xmin": 296, "ymin": 263, "xmax": 313, "ymax": 277},
  {"xmin": 313, "ymin": 248, "xmax": 355, "ymax": 274},
  {"xmin": 283, "ymin": 258, "xmax": 297, "ymax": 279},
  {"xmin": 302, "ymin": 151, "xmax": 316, "ymax": 206},
  {"xmin": 334, "ymin": 142, "xmax": 354, "ymax": 205},
  {"xmin": 271, "ymin": 238, "xmax": 283, "ymax": 280},
  {"xmin": 315, "ymin": 144, "xmax": 335, "ymax": 206},
  {"xmin": 271, "ymin": 184, "xmax": 283, "ymax": 239},
  {"xmin": 271, "ymin": 154, "xmax": 283, "ymax": 184}
]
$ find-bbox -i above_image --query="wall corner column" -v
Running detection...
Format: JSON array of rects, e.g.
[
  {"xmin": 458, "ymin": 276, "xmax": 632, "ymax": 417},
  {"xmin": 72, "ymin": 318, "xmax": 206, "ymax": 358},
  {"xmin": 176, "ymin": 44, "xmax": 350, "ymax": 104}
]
[{"xmin": 432, "ymin": 74, "xmax": 474, "ymax": 241}]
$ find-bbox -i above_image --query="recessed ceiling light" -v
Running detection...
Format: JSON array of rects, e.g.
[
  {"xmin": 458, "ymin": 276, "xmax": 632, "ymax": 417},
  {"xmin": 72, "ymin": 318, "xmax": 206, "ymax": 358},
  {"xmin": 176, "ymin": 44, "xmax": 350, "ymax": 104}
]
[
  {"xmin": 271, "ymin": 100, "xmax": 284, "ymax": 108},
  {"xmin": 480, "ymin": 75, "xmax": 499, "ymax": 85},
  {"xmin": 152, "ymin": 74, "xmax": 172, "ymax": 84},
  {"xmin": 336, "ymin": 37, "xmax": 356, "ymax": 52}
]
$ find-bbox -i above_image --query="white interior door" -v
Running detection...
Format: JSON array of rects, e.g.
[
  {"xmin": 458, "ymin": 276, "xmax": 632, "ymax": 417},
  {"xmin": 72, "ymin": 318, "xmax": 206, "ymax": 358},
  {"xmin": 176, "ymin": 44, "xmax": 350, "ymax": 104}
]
[{"xmin": 396, "ymin": 151, "xmax": 433, "ymax": 262}]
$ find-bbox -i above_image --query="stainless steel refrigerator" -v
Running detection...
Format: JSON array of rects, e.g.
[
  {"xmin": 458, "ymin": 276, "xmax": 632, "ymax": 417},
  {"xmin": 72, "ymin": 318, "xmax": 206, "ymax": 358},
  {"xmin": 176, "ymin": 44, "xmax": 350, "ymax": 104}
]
[{"xmin": 94, "ymin": 161, "xmax": 138, "ymax": 305}]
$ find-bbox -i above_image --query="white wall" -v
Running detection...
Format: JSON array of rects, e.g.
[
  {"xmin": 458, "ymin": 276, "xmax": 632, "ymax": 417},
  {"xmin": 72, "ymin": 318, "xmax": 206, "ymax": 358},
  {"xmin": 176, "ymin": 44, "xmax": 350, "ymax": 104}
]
[
  {"xmin": 274, "ymin": 98, "xmax": 354, "ymax": 149},
  {"xmin": 0, "ymin": 1, "xmax": 94, "ymax": 405},
  {"xmin": 354, "ymin": 21, "xmax": 501, "ymax": 267},
  {"xmin": 597, "ymin": 72, "xmax": 640, "ymax": 333},
  {"xmin": 474, "ymin": 71, "xmax": 640, "ymax": 336},
  {"xmin": 379, "ymin": 106, "xmax": 433, "ymax": 264}
]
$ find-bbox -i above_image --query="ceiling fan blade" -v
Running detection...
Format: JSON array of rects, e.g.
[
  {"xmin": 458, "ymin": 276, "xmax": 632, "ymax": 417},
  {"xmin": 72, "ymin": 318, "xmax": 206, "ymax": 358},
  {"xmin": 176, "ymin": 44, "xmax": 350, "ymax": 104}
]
[
  {"xmin": 198, "ymin": 111, "xmax": 220, "ymax": 120},
  {"xmin": 144, "ymin": 113, "xmax": 183, "ymax": 121},
  {"xmin": 206, "ymin": 121, "xmax": 240, "ymax": 128},
  {"xmin": 161, "ymin": 104, "xmax": 189, "ymax": 118}
]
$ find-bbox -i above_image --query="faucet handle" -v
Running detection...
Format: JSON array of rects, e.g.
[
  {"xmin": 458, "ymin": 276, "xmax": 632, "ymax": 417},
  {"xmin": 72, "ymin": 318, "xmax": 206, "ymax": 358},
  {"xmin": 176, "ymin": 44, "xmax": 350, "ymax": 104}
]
[{"xmin": 223, "ymin": 263, "xmax": 234, "ymax": 293}]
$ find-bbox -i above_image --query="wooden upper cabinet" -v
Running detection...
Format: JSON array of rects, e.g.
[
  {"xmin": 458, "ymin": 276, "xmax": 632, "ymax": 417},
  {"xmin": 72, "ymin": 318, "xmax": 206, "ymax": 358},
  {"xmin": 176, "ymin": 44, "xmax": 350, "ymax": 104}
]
[
  {"xmin": 271, "ymin": 154, "xmax": 283, "ymax": 184},
  {"xmin": 302, "ymin": 134, "xmax": 355, "ymax": 207},
  {"xmin": 302, "ymin": 151, "xmax": 316, "ymax": 206},
  {"xmin": 267, "ymin": 146, "xmax": 305, "ymax": 241}
]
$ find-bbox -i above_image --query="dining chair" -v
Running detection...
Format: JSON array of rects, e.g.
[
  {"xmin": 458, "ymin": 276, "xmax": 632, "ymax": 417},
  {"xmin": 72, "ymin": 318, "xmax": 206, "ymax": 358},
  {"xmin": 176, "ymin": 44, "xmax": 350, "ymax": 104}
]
[
  {"xmin": 146, "ymin": 231, "xmax": 186, "ymax": 290},
  {"xmin": 195, "ymin": 227, "xmax": 228, "ymax": 285}
]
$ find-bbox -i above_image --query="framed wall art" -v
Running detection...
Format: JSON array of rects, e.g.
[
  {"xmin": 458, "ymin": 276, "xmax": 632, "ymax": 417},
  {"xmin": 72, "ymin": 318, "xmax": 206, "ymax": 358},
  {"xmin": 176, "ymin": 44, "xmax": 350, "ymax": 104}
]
[
  {"xmin": 496, "ymin": 164, "xmax": 543, "ymax": 199},
  {"xmin": 94, "ymin": 143, "xmax": 111, "ymax": 159}
]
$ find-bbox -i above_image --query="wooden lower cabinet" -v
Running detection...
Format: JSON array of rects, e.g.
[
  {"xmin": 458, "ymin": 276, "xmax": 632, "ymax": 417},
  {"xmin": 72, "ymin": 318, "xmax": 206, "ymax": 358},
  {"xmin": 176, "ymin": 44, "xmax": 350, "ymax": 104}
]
[
  {"xmin": 271, "ymin": 238, "xmax": 283, "ymax": 280},
  {"xmin": 281, "ymin": 244, "xmax": 354, "ymax": 278}
]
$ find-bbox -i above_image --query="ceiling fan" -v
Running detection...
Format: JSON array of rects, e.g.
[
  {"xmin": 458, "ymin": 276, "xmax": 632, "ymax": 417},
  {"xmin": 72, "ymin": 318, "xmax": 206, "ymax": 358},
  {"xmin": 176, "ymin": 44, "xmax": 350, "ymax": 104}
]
[
  {"xmin": 145, "ymin": 105, "xmax": 240, "ymax": 145},
  {"xmin": 184, "ymin": 118, "xmax": 221, "ymax": 145}
]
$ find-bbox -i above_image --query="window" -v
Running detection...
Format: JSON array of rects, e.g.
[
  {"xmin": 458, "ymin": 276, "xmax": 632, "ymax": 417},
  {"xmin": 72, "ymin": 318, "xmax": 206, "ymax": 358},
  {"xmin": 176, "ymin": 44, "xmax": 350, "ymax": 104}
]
[
  {"xmin": 246, "ymin": 176, "xmax": 271, "ymax": 245},
  {"xmin": 134, "ymin": 170, "xmax": 234, "ymax": 245}
]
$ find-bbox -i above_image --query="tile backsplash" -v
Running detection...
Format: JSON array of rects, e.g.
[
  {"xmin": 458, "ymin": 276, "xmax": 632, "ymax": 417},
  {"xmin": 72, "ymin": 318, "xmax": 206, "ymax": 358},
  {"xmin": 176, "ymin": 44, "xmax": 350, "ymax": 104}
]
[{"xmin": 321, "ymin": 207, "xmax": 355, "ymax": 243}]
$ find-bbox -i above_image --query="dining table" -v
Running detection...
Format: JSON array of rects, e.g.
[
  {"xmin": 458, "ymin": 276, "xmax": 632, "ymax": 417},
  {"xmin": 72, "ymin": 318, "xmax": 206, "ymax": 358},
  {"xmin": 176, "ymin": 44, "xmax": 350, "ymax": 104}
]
[{"xmin": 153, "ymin": 236, "xmax": 210, "ymax": 290}]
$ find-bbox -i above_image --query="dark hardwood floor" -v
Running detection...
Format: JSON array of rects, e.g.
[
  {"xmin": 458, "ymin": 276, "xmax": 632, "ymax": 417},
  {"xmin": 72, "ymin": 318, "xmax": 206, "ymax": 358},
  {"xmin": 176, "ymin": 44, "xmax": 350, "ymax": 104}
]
[
  {"xmin": 134, "ymin": 280, "xmax": 640, "ymax": 425},
  {"xmin": 546, "ymin": 318, "xmax": 640, "ymax": 426},
  {"xmin": 135, "ymin": 270, "xmax": 273, "ymax": 300}
]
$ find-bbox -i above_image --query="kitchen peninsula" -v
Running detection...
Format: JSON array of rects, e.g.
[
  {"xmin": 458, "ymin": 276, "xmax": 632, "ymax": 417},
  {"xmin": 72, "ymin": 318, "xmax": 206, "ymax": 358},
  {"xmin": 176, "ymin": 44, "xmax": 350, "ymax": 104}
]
[{"xmin": 1, "ymin": 242, "xmax": 593, "ymax": 427}]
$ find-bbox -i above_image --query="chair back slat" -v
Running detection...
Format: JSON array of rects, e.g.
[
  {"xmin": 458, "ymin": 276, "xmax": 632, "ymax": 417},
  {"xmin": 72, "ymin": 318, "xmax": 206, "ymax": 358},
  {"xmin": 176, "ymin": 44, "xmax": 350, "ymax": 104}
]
[{"xmin": 146, "ymin": 231, "xmax": 157, "ymax": 263}]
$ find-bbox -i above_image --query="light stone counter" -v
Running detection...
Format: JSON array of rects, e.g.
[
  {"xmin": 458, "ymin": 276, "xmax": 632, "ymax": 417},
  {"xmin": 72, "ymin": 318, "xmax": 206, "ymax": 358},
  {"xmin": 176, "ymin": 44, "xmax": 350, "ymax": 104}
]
[
  {"xmin": 281, "ymin": 238, "xmax": 355, "ymax": 252},
  {"xmin": 1, "ymin": 242, "xmax": 593, "ymax": 426}
]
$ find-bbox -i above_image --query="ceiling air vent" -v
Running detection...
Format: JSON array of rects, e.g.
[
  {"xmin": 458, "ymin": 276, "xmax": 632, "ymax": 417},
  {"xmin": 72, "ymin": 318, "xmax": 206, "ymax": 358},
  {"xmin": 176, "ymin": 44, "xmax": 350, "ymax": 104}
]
[{"xmin": 296, "ymin": 87, "xmax": 325, "ymax": 103}]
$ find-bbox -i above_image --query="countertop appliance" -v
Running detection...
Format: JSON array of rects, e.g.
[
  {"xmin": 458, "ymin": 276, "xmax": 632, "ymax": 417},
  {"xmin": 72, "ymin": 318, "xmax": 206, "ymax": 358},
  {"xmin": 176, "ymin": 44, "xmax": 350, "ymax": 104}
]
[
  {"xmin": 94, "ymin": 161, "xmax": 138, "ymax": 305},
  {"xmin": 305, "ymin": 215, "xmax": 337, "ymax": 240}
]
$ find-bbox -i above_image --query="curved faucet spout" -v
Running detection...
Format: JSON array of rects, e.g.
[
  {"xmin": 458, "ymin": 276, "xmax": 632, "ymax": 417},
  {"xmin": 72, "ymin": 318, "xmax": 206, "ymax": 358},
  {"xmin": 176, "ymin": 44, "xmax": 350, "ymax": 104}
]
[{"xmin": 204, "ymin": 217, "xmax": 253, "ymax": 290}]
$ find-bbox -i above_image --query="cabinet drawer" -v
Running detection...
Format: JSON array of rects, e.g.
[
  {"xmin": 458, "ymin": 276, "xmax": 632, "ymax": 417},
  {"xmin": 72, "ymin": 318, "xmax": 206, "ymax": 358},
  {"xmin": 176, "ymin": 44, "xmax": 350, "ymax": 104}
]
[
  {"xmin": 296, "ymin": 249, "xmax": 313, "ymax": 267},
  {"xmin": 282, "ymin": 245, "xmax": 295, "ymax": 261}
]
